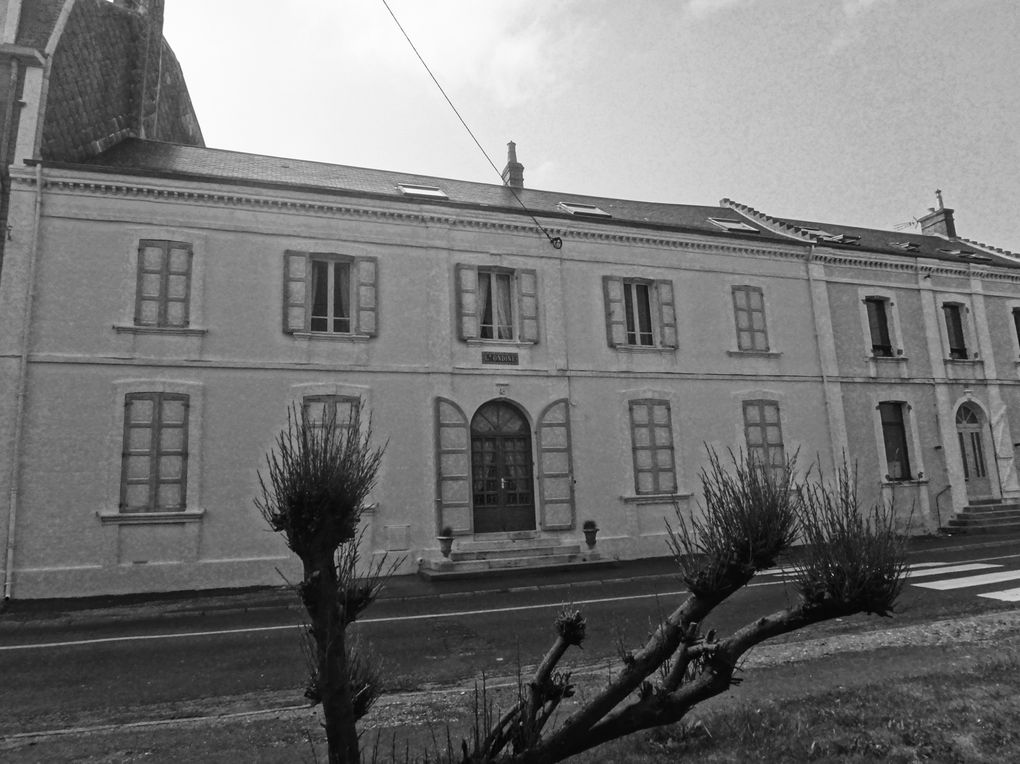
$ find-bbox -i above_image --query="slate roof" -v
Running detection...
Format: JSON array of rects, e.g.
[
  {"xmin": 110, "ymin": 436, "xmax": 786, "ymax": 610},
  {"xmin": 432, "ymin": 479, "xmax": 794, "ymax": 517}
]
[
  {"xmin": 73, "ymin": 138, "xmax": 1019, "ymax": 268},
  {"xmin": 79, "ymin": 139, "xmax": 783, "ymax": 242},
  {"xmin": 722, "ymin": 198, "xmax": 1020, "ymax": 269}
]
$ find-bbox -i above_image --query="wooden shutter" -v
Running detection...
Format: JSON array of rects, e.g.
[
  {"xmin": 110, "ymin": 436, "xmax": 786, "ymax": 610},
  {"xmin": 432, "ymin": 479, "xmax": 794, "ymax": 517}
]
[
  {"xmin": 456, "ymin": 264, "xmax": 479, "ymax": 340},
  {"xmin": 435, "ymin": 398, "xmax": 472, "ymax": 533},
  {"xmin": 517, "ymin": 268, "xmax": 539, "ymax": 343},
  {"xmin": 282, "ymin": 251, "xmax": 307, "ymax": 333},
  {"xmin": 355, "ymin": 257, "xmax": 378, "ymax": 336},
  {"xmin": 656, "ymin": 279, "xmax": 678, "ymax": 348},
  {"xmin": 537, "ymin": 399, "xmax": 575, "ymax": 529},
  {"xmin": 603, "ymin": 276, "xmax": 627, "ymax": 347}
]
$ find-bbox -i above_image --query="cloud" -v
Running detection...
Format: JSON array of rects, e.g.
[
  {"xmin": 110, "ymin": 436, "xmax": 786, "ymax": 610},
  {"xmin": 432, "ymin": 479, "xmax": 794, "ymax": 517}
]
[
  {"xmin": 683, "ymin": 0, "xmax": 752, "ymax": 20},
  {"xmin": 340, "ymin": 0, "xmax": 598, "ymax": 109}
]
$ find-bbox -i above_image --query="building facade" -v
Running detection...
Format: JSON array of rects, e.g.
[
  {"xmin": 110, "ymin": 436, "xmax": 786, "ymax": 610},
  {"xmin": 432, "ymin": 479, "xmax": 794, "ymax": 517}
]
[{"xmin": 2, "ymin": 1, "xmax": 1019, "ymax": 600}]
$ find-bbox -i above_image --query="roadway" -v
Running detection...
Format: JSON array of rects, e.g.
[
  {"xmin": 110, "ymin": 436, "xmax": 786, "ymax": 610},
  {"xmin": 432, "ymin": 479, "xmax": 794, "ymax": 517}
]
[{"xmin": 2, "ymin": 536, "xmax": 1019, "ymax": 738}]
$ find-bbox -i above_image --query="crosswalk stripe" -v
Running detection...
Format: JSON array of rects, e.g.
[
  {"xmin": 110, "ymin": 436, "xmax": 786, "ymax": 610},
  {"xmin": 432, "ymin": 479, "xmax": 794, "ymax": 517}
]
[
  {"xmin": 906, "ymin": 563, "xmax": 1000, "ymax": 579},
  {"xmin": 978, "ymin": 587, "xmax": 1020, "ymax": 602},
  {"xmin": 913, "ymin": 569, "xmax": 1020, "ymax": 591}
]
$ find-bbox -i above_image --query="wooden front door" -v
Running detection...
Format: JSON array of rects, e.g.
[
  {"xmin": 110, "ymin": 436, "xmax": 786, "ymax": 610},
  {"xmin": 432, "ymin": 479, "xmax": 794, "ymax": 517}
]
[
  {"xmin": 957, "ymin": 403, "xmax": 992, "ymax": 500},
  {"xmin": 471, "ymin": 401, "xmax": 536, "ymax": 533}
]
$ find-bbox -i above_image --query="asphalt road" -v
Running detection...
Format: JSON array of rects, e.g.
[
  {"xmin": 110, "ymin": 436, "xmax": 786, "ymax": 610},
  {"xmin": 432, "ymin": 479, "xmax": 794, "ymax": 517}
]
[{"xmin": 2, "ymin": 539, "xmax": 1019, "ymax": 737}]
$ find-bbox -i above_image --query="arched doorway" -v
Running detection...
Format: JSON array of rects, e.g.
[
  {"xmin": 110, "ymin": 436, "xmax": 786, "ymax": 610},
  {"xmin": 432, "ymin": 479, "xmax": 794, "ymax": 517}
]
[
  {"xmin": 956, "ymin": 403, "xmax": 992, "ymax": 501},
  {"xmin": 471, "ymin": 400, "xmax": 536, "ymax": 533}
]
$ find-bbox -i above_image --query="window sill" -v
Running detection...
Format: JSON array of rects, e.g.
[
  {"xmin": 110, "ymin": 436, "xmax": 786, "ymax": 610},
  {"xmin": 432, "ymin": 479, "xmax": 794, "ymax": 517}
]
[
  {"xmin": 727, "ymin": 350, "xmax": 781, "ymax": 359},
  {"xmin": 870, "ymin": 354, "xmax": 908, "ymax": 363},
  {"xmin": 98, "ymin": 509, "xmax": 205, "ymax": 525},
  {"xmin": 114, "ymin": 325, "xmax": 208, "ymax": 336},
  {"xmin": 880, "ymin": 479, "xmax": 929, "ymax": 487},
  {"xmin": 466, "ymin": 339, "xmax": 536, "ymax": 348},
  {"xmin": 292, "ymin": 332, "xmax": 372, "ymax": 343},
  {"xmin": 621, "ymin": 492, "xmax": 692, "ymax": 505},
  {"xmin": 611, "ymin": 345, "xmax": 677, "ymax": 353},
  {"xmin": 945, "ymin": 357, "xmax": 983, "ymax": 365}
]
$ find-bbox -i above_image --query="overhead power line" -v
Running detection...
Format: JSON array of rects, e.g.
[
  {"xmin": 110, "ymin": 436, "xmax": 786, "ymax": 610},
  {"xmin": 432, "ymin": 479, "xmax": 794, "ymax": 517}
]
[{"xmin": 379, "ymin": 0, "xmax": 562, "ymax": 249}]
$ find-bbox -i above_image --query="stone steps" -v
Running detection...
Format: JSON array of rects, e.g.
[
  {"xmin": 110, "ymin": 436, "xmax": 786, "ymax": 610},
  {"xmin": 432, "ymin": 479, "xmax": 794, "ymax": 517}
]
[
  {"xmin": 943, "ymin": 501, "xmax": 1020, "ymax": 534},
  {"xmin": 418, "ymin": 537, "xmax": 614, "ymax": 580}
]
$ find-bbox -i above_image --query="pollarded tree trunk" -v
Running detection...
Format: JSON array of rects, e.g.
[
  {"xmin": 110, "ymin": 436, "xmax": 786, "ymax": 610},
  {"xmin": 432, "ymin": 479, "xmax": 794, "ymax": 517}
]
[{"xmin": 307, "ymin": 553, "xmax": 359, "ymax": 764}]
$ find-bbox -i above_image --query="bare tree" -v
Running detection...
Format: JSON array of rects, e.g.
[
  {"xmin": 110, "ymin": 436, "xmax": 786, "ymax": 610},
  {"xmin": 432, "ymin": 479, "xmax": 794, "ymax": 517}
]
[
  {"xmin": 256, "ymin": 404, "xmax": 391, "ymax": 764},
  {"xmin": 461, "ymin": 451, "xmax": 907, "ymax": 763}
]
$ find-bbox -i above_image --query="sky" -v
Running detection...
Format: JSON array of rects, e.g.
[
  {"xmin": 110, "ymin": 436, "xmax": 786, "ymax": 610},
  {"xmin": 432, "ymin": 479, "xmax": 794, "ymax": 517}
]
[{"xmin": 162, "ymin": 0, "xmax": 1020, "ymax": 251}]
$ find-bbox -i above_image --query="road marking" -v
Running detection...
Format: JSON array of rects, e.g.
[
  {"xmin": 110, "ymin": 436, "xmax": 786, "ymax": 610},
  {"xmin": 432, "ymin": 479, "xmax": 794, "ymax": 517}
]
[
  {"xmin": 913, "ymin": 569, "xmax": 1020, "ymax": 591},
  {"xmin": 978, "ymin": 587, "xmax": 1020, "ymax": 602},
  {"xmin": 0, "ymin": 579, "xmax": 802, "ymax": 652},
  {"xmin": 906, "ymin": 563, "xmax": 1000, "ymax": 579}
]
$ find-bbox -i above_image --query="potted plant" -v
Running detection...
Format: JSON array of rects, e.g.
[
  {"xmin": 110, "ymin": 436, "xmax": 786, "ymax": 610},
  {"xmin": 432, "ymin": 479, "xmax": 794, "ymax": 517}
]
[
  {"xmin": 582, "ymin": 519, "xmax": 599, "ymax": 549},
  {"xmin": 437, "ymin": 526, "xmax": 454, "ymax": 558}
]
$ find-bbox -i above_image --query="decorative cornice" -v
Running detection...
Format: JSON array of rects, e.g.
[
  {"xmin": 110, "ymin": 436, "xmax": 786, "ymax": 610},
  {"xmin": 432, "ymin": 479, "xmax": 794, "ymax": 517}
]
[
  {"xmin": 15, "ymin": 172, "xmax": 1020, "ymax": 280},
  {"xmin": 22, "ymin": 173, "xmax": 808, "ymax": 262}
]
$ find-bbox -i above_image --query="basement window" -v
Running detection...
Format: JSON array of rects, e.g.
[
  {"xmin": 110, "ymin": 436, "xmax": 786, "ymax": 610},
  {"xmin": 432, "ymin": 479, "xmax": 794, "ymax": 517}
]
[
  {"xmin": 557, "ymin": 201, "xmax": 612, "ymax": 218},
  {"xmin": 709, "ymin": 218, "xmax": 759, "ymax": 233},
  {"xmin": 397, "ymin": 183, "xmax": 447, "ymax": 199}
]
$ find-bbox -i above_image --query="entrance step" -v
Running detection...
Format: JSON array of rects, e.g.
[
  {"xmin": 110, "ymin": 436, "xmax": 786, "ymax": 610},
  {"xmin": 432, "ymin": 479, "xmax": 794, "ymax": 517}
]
[
  {"xmin": 942, "ymin": 501, "xmax": 1020, "ymax": 534},
  {"xmin": 418, "ymin": 539, "xmax": 615, "ymax": 581}
]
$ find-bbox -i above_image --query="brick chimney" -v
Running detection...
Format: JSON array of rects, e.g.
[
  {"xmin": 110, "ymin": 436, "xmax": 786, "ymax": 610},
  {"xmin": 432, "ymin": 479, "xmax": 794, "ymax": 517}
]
[
  {"xmin": 918, "ymin": 189, "xmax": 957, "ymax": 239},
  {"xmin": 501, "ymin": 141, "xmax": 524, "ymax": 190}
]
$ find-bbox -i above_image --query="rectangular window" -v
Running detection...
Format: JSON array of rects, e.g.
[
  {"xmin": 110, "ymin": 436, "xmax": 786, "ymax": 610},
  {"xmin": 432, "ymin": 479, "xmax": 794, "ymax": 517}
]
[
  {"xmin": 478, "ymin": 270, "xmax": 514, "ymax": 340},
  {"xmin": 879, "ymin": 402, "xmax": 912, "ymax": 480},
  {"xmin": 134, "ymin": 240, "xmax": 193, "ymax": 327},
  {"xmin": 623, "ymin": 281, "xmax": 654, "ymax": 346},
  {"xmin": 742, "ymin": 400, "xmax": 785, "ymax": 474},
  {"xmin": 302, "ymin": 395, "xmax": 359, "ymax": 433},
  {"xmin": 1012, "ymin": 308, "xmax": 1020, "ymax": 356},
  {"xmin": 629, "ymin": 400, "xmax": 677, "ymax": 495},
  {"xmin": 120, "ymin": 393, "xmax": 189, "ymax": 512},
  {"xmin": 864, "ymin": 297, "xmax": 893, "ymax": 357},
  {"xmin": 456, "ymin": 265, "xmax": 539, "ymax": 343},
  {"xmin": 283, "ymin": 252, "xmax": 377, "ymax": 337},
  {"xmin": 943, "ymin": 303, "xmax": 968, "ymax": 359},
  {"xmin": 732, "ymin": 285, "xmax": 769, "ymax": 352},
  {"xmin": 602, "ymin": 277, "xmax": 677, "ymax": 349},
  {"xmin": 310, "ymin": 258, "xmax": 351, "ymax": 334}
]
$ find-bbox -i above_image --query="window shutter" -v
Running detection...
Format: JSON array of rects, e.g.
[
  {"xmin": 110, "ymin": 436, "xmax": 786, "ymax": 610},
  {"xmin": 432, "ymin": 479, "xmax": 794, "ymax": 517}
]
[
  {"xmin": 603, "ymin": 276, "xmax": 627, "ymax": 347},
  {"xmin": 356, "ymin": 257, "xmax": 378, "ymax": 336},
  {"xmin": 435, "ymin": 398, "xmax": 472, "ymax": 533},
  {"xmin": 537, "ymin": 399, "xmax": 575, "ymax": 529},
  {"xmin": 655, "ymin": 279, "xmax": 678, "ymax": 348},
  {"xmin": 456, "ymin": 264, "xmax": 479, "ymax": 340},
  {"xmin": 517, "ymin": 268, "xmax": 539, "ymax": 343},
  {"xmin": 282, "ymin": 251, "xmax": 307, "ymax": 333}
]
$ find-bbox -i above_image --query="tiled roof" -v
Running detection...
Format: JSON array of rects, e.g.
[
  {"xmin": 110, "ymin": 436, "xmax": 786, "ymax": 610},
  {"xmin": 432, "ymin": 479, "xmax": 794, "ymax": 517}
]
[
  {"xmin": 79, "ymin": 139, "xmax": 780, "ymax": 241},
  {"xmin": 16, "ymin": 0, "xmax": 64, "ymax": 50}
]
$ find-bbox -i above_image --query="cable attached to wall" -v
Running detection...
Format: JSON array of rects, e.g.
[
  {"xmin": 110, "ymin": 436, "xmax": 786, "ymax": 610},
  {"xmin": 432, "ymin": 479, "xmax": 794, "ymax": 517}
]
[{"xmin": 380, "ymin": 0, "xmax": 562, "ymax": 249}]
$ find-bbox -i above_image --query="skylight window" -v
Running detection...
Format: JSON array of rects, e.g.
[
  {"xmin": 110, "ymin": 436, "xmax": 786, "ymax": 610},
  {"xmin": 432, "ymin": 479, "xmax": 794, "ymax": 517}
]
[
  {"xmin": 938, "ymin": 248, "xmax": 975, "ymax": 256},
  {"xmin": 397, "ymin": 183, "xmax": 447, "ymax": 199},
  {"xmin": 954, "ymin": 251, "xmax": 992, "ymax": 263},
  {"xmin": 891, "ymin": 241, "xmax": 921, "ymax": 252},
  {"xmin": 557, "ymin": 201, "xmax": 611, "ymax": 218},
  {"xmin": 709, "ymin": 218, "xmax": 759, "ymax": 233}
]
